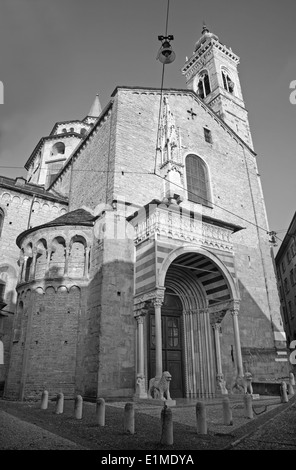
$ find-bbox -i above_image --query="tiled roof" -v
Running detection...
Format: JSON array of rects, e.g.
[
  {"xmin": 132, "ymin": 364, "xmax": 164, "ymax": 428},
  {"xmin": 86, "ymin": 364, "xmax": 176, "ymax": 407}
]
[
  {"xmin": 44, "ymin": 208, "xmax": 95, "ymax": 227},
  {"xmin": 16, "ymin": 208, "xmax": 94, "ymax": 247},
  {"xmin": 0, "ymin": 175, "xmax": 68, "ymax": 203}
]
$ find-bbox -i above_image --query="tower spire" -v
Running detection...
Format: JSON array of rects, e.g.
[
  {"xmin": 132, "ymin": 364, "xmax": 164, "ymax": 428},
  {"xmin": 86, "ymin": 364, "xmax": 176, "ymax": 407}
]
[
  {"xmin": 88, "ymin": 94, "xmax": 102, "ymax": 117},
  {"xmin": 201, "ymin": 21, "xmax": 209, "ymax": 35}
]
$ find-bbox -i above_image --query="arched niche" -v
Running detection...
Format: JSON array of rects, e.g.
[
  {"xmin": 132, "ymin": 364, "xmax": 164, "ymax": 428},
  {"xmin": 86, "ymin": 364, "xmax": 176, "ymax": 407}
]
[
  {"xmin": 49, "ymin": 236, "xmax": 66, "ymax": 278},
  {"xmin": 68, "ymin": 235, "xmax": 87, "ymax": 278},
  {"xmin": 24, "ymin": 243, "xmax": 33, "ymax": 282},
  {"xmin": 35, "ymin": 238, "xmax": 48, "ymax": 279}
]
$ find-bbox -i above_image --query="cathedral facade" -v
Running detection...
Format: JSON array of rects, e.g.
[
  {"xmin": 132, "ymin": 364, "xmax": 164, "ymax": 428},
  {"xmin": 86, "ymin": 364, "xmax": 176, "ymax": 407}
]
[{"xmin": 0, "ymin": 27, "xmax": 290, "ymax": 401}]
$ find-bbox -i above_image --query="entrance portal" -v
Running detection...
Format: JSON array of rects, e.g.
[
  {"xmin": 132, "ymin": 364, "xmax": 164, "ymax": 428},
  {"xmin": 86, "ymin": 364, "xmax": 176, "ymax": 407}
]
[{"xmin": 148, "ymin": 290, "xmax": 184, "ymax": 398}]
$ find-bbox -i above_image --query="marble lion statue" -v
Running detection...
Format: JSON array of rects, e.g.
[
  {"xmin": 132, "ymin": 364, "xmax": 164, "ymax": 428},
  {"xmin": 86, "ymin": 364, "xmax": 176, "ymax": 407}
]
[
  {"xmin": 231, "ymin": 372, "xmax": 253, "ymax": 394},
  {"xmin": 148, "ymin": 371, "xmax": 172, "ymax": 401}
]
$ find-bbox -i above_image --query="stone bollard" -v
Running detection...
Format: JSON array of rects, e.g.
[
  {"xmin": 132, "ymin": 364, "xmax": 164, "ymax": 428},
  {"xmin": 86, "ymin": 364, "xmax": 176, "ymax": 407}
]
[
  {"xmin": 74, "ymin": 395, "xmax": 83, "ymax": 419},
  {"xmin": 124, "ymin": 402, "xmax": 135, "ymax": 435},
  {"xmin": 243, "ymin": 394, "xmax": 253, "ymax": 419},
  {"xmin": 280, "ymin": 382, "xmax": 288, "ymax": 403},
  {"xmin": 55, "ymin": 392, "xmax": 64, "ymax": 414},
  {"xmin": 96, "ymin": 398, "xmax": 105, "ymax": 426},
  {"xmin": 288, "ymin": 382, "xmax": 295, "ymax": 396},
  {"xmin": 222, "ymin": 396, "xmax": 233, "ymax": 425},
  {"xmin": 196, "ymin": 401, "xmax": 207, "ymax": 434},
  {"xmin": 40, "ymin": 390, "xmax": 48, "ymax": 410},
  {"xmin": 289, "ymin": 372, "xmax": 295, "ymax": 386},
  {"xmin": 160, "ymin": 405, "xmax": 173, "ymax": 445}
]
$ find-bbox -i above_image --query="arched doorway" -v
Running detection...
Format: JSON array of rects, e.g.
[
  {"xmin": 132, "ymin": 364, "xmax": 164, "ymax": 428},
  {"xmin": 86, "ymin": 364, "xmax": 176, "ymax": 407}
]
[{"xmin": 150, "ymin": 246, "xmax": 241, "ymax": 399}]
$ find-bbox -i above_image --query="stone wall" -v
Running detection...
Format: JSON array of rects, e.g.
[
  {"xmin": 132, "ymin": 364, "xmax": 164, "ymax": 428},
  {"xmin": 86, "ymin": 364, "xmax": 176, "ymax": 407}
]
[
  {"xmin": 4, "ymin": 222, "xmax": 91, "ymax": 400},
  {"xmin": 0, "ymin": 185, "xmax": 68, "ymax": 386}
]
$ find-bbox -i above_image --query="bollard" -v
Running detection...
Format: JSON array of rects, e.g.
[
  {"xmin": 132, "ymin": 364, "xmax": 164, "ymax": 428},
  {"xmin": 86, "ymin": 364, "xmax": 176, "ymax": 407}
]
[
  {"xmin": 55, "ymin": 392, "xmax": 64, "ymax": 414},
  {"xmin": 196, "ymin": 401, "xmax": 207, "ymax": 434},
  {"xmin": 289, "ymin": 372, "xmax": 295, "ymax": 386},
  {"xmin": 40, "ymin": 390, "xmax": 48, "ymax": 410},
  {"xmin": 280, "ymin": 382, "xmax": 288, "ymax": 403},
  {"xmin": 74, "ymin": 394, "xmax": 83, "ymax": 419},
  {"xmin": 288, "ymin": 382, "xmax": 295, "ymax": 396},
  {"xmin": 124, "ymin": 402, "xmax": 135, "ymax": 434},
  {"xmin": 96, "ymin": 398, "xmax": 105, "ymax": 426},
  {"xmin": 160, "ymin": 405, "xmax": 173, "ymax": 445},
  {"xmin": 243, "ymin": 394, "xmax": 253, "ymax": 419},
  {"xmin": 222, "ymin": 396, "xmax": 233, "ymax": 425}
]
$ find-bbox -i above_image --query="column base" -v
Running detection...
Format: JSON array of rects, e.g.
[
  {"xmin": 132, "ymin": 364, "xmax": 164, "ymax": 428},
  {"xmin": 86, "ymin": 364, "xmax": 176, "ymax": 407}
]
[{"xmin": 134, "ymin": 375, "xmax": 148, "ymax": 399}]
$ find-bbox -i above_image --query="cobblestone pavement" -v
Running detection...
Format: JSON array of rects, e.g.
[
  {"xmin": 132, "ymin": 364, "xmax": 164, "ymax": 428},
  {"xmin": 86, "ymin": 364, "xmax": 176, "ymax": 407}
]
[
  {"xmin": 0, "ymin": 394, "xmax": 295, "ymax": 453},
  {"xmin": 0, "ymin": 409, "xmax": 87, "ymax": 450}
]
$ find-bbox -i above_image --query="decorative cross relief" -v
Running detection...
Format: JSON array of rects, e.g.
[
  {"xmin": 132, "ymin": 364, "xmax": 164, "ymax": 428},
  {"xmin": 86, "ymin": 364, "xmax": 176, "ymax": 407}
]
[{"xmin": 187, "ymin": 108, "xmax": 197, "ymax": 119}]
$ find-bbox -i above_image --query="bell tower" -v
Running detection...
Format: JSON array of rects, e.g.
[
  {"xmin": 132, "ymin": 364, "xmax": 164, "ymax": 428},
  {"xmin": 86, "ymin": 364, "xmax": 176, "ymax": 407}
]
[{"xmin": 182, "ymin": 24, "xmax": 253, "ymax": 148}]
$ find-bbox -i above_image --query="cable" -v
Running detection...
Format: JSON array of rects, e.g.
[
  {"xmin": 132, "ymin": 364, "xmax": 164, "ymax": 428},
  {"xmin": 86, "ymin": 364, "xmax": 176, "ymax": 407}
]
[
  {"xmin": 0, "ymin": 164, "xmax": 284, "ymax": 241},
  {"xmin": 152, "ymin": 171, "xmax": 273, "ymax": 236},
  {"xmin": 153, "ymin": 0, "xmax": 171, "ymax": 174}
]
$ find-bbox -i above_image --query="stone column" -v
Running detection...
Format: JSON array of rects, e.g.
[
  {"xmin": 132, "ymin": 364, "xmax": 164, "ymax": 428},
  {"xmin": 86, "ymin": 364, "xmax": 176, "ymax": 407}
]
[
  {"xmin": 84, "ymin": 246, "xmax": 90, "ymax": 278},
  {"xmin": 22, "ymin": 256, "xmax": 28, "ymax": 282},
  {"xmin": 152, "ymin": 298, "xmax": 163, "ymax": 380},
  {"xmin": 134, "ymin": 311, "xmax": 147, "ymax": 399},
  {"xmin": 137, "ymin": 315, "xmax": 145, "ymax": 378},
  {"xmin": 18, "ymin": 258, "xmax": 25, "ymax": 283},
  {"xmin": 46, "ymin": 250, "xmax": 51, "ymax": 276},
  {"xmin": 230, "ymin": 305, "xmax": 244, "ymax": 378},
  {"xmin": 64, "ymin": 245, "xmax": 69, "ymax": 276},
  {"xmin": 213, "ymin": 322, "xmax": 228, "ymax": 394},
  {"xmin": 213, "ymin": 323, "xmax": 223, "ymax": 376},
  {"xmin": 31, "ymin": 250, "xmax": 37, "ymax": 279}
]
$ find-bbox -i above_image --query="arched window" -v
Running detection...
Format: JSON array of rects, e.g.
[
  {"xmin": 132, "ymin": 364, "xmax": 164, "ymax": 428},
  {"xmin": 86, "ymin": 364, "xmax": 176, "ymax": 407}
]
[
  {"xmin": 197, "ymin": 71, "xmax": 211, "ymax": 99},
  {"xmin": 185, "ymin": 154, "xmax": 211, "ymax": 206},
  {"xmin": 222, "ymin": 69, "xmax": 234, "ymax": 94},
  {"xmin": 49, "ymin": 237, "xmax": 66, "ymax": 278},
  {"xmin": 68, "ymin": 235, "xmax": 87, "ymax": 278},
  {"xmin": 35, "ymin": 239, "xmax": 47, "ymax": 279},
  {"xmin": 51, "ymin": 141, "xmax": 65, "ymax": 156}
]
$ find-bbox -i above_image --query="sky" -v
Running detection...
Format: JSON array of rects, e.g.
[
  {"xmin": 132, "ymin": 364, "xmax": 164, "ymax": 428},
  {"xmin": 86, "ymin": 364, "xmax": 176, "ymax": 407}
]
[{"xmin": 0, "ymin": 0, "xmax": 295, "ymax": 251}]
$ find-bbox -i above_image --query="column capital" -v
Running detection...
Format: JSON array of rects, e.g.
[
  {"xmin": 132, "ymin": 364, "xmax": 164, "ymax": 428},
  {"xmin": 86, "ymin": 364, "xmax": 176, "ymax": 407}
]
[
  {"xmin": 229, "ymin": 308, "xmax": 239, "ymax": 317},
  {"xmin": 134, "ymin": 287, "xmax": 165, "ymax": 307},
  {"xmin": 152, "ymin": 297, "xmax": 163, "ymax": 307},
  {"xmin": 133, "ymin": 302, "xmax": 148, "ymax": 316},
  {"xmin": 212, "ymin": 322, "xmax": 222, "ymax": 332},
  {"xmin": 229, "ymin": 300, "xmax": 240, "ymax": 316},
  {"xmin": 136, "ymin": 315, "xmax": 145, "ymax": 325}
]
